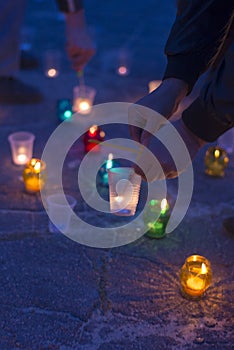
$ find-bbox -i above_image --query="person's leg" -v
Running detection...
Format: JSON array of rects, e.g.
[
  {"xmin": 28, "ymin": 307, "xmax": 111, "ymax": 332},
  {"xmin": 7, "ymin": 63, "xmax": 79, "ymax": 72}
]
[
  {"xmin": 0, "ymin": 0, "xmax": 26, "ymax": 76},
  {"xmin": 0, "ymin": 0, "xmax": 43, "ymax": 104}
]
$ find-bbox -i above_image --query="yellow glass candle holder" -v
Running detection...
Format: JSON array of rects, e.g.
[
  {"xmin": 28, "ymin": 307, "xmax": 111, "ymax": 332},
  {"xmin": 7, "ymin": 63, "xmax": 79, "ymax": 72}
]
[
  {"xmin": 204, "ymin": 146, "xmax": 229, "ymax": 177},
  {"xmin": 23, "ymin": 158, "xmax": 47, "ymax": 193},
  {"xmin": 180, "ymin": 255, "xmax": 212, "ymax": 300}
]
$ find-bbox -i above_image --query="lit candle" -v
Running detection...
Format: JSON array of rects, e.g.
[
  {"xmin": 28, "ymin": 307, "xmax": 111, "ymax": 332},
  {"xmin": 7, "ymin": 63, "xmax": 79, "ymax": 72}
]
[
  {"xmin": 46, "ymin": 68, "xmax": 58, "ymax": 78},
  {"xmin": 23, "ymin": 158, "xmax": 47, "ymax": 193},
  {"xmin": 8, "ymin": 131, "xmax": 35, "ymax": 166},
  {"xmin": 204, "ymin": 146, "xmax": 229, "ymax": 177},
  {"xmin": 117, "ymin": 65, "xmax": 128, "ymax": 76},
  {"xmin": 83, "ymin": 125, "xmax": 105, "ymax": 153},
  {"xmin": 144, "ymin": 198, "xmax": 170, "ymax": 239},
  {"xmin": 180, "ymin": 255, "xmax": 212, "ymax": 299}
]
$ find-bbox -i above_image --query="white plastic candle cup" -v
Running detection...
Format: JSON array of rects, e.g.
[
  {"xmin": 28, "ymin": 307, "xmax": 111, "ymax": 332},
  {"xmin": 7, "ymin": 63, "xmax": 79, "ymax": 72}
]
[
  {"xmin": 72, "ymin": 86, "xmax": 96, "ymax": 114},
  {"xmin": 47, "ymin": 194, "xmax": 77, "ymax": 233},
  {"xmin": 108, "ymin": 167, "xmax": 141, "ymax": 216},
  {"xmin": 8, "ymin": 131, "xmax": 35, "ymax": 166},
  {"xmin": 43, "ymin": 49, "xmax": 61, "ymax": 78}
]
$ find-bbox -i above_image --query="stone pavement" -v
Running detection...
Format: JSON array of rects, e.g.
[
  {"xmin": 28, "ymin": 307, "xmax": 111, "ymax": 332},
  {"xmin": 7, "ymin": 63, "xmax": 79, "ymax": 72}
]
[{"xmin": 0, "ymin": 0, "xmax": 234, "ymax": 349}]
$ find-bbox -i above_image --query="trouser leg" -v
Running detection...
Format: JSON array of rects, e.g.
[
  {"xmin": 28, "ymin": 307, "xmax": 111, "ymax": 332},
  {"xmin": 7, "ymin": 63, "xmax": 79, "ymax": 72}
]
[{"xmin": 0, "ymin": 0, "xmax": 27, "ymax": 76}]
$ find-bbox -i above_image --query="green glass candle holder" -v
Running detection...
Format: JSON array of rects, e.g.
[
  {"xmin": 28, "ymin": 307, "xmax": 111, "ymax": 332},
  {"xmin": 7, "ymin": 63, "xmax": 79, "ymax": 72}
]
[
  {"xmin": 143, "ymin": 199, "xmax": 170, "ymax": 239},
  {"xmin": 204, "ymin": 146, "xmax": 229, "ymax": 177}
]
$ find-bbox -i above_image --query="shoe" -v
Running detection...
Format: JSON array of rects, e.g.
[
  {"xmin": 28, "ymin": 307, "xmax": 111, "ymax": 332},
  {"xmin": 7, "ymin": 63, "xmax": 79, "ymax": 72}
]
[
  {"xmin": 223, "ymin": 216, "xmax": 234, "ymax": 234},
  {"xmin": 0, "ymin": 77, "xmax": 43, "ymax": 104},
  {"xmin": 20, "ymin": 50, "xmax": 39, "ymax": 70}
]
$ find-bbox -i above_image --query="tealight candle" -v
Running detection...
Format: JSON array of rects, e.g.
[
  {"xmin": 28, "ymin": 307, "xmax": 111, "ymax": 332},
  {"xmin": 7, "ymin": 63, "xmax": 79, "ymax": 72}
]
[
  {"xmin": 23, "ymin": 158, "xmax": 47, "ymax": 193},
  {"xmin": 204, "ymin": 146, "xmax": 229, "ymax": 177},
  {"xmin": 8, "ymin": 131, "xmax": 35, "ymax": 166},
  {"xmin": 148, "ymin": 80, "xmax": 161, "ymax": 93},
  {"xmin": 144, "ymin": 198, "xmax": 170, "ymax": 238},
  {"xmin": 117, "ymin": 65, "xmax": 129, "ymax": 76},
  {"xmin": 83, "ymin": 125, "xmax": 105, "ymax": 153},
  {"xmin": 72, "ymin": 86, "xmax": 96, "ymax": 115},
  {"xmin": 180, "ymin": 255, "xmax": 212, "ymax": 299},
  {"xmin": 44, "ymin": 50, "xmax": 60, "ymax": 78}
]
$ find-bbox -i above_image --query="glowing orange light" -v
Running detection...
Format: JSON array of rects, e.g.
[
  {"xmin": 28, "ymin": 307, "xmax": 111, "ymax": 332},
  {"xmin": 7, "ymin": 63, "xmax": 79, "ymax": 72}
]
[
  {"xmin": 118, "ymin": 66, "xmax": 128, "ymax": 75},
  {"xmin": 47, "ymin": 68, "xmax": 57, "ymax": 77}
]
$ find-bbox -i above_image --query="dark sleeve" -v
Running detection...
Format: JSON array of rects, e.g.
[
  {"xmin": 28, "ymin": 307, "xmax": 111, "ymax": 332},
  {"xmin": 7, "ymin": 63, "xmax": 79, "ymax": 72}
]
[
  {"xmin": 182, "ymin": 42, "xmax": 234, "ymax": 142},
  {"xmin": 55, "ymin": 0, "xmax": 83, "ymax": 13},
  {"xmin": 163, "ymin": 0, "xmax": 234, "ymax": 93}
]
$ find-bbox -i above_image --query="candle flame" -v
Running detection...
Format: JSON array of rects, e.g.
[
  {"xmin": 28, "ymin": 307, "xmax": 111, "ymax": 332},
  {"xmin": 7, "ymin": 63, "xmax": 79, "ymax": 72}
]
[
  {"xmin": 115, "ymin": 196, "xmax": 123, "ymax": 203},
  {"xmin": 47, "ymin": 68, "xmax": 57, "ymax": 77},
  {"xmin": 201, "ymin": 263, "xmax": 207, "ymax": 274},
  {"xmin": 118, "ymin": 66, "xmax": 128, "ymax": 75},
  {"xmin": 34, "ymin": 161, "xmax": 41, "ymax": 172},
  {"xmin": 80, "ymin": 101, "xmax": 90, "ymax": 111},
  {"xmin": 89, "ymin": 125, "xmax": 98, "ymax": 135},
  {"xmin": 108, "ymin": 153, "xmax": 113, "ymax": 161},
  {"xmin": 17, "ymin": 154, "xmax": 27, "ymax": 164},
  {"xmin": 214, "ymin": 149, "xmax": 220, "ymax": 158},
  {"xmin": 161, "ymin": 198, "xmax": 168, "ymax": 211}
]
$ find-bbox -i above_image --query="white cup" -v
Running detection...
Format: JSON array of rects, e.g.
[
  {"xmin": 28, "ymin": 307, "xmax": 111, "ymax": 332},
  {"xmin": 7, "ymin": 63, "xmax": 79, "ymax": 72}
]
[
  {"xmin": 108, "ymin": 167, "xmax": 141, "ymax": 216},
  {"xmin": 8, "ymin": 131, "xmax": 35, "ymax": 165},
  {"xmin": 47, "ymin": 194, "xmax": 77, "ymax": 233},
  {"xmin": 72, "ymin": 85, "xmax": 96, "ymax": 114}
]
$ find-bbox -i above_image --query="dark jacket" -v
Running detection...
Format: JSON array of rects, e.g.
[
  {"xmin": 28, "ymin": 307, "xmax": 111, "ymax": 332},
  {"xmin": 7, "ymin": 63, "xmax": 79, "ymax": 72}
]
[{"xmin": 163, "ymin": 0, "xmax": 234, "ymax": 141}]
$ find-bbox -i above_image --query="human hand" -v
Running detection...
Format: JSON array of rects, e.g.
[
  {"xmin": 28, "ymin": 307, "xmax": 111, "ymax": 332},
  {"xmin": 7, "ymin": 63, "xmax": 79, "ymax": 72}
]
[
  {"xmin": 65, "ymin": 10, "xmax": 95, "ymax": 71},
  {"xmin": 129, "ymin": 78, "xmax": 188, "ymax": 146},
  {"xmin": 134, "ymin": 119, "xmax": 206, "ymax": 182}
]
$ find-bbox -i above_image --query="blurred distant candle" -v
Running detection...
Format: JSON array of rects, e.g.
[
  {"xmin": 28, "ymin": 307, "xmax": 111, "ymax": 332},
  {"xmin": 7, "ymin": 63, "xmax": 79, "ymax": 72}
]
[
  {"xmin": 44, "ymin": 50, "xmax": 60, "ymax": 78},
  {"xmin": 8, "ymin": 131, "xmax": 35, "ymax": 166},
  {"xmin": 204, "ymin": 146, "xmax": 229, "ymax": 177},
  {"xmin": 144, "ymin": 198, "xmax": 170, "ymax": 238},
  {"xmin": 83, "ymin": 125, "xmax": 105, "ymax": 153},
  {"xmin": 180, "ymin": 255, "xmax": 212, "ymax": 299},
  {"xmin": 117, "ymin": 65, "xmax": 129, "ymax": 76},
  {"xmin": 148, "ymin": 80, "xmax": 161, "ymax": 93},
  {"xmin": 23, "ymin": 158, "xmax": 46, "ymax": 193}
]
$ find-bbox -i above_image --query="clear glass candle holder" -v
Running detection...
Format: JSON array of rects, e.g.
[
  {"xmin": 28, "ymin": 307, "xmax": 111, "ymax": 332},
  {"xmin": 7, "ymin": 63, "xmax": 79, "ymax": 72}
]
[
  {"xmin": 47, "ymin": 193, "xmax": 77, "ymax": 233},
  {"xmin": 180, "ymin": 255, "xmax": 212, "ymax": 300},
  {"xmin": 108, "ymin": 167, "xmax": 141, "ymax": 216},
  {"xmin": 204, "ymin": 146, "xmax": 229, "ymax": 177},
  {"xmin": 23, "ymin": 158, "xmax": 47, "ymax": 193},
  {"xmin": 8, "ymin": 131, "xmax": 35, "ymax": 166},
  {"xmin": 43, "ymin": 49, "xmax": 61, "ymax": 78},
  {"xmin": 143, "ymin": 198, "xmax": 170, "ymax": 239},
  {"xmin": 72, "ymin": 86, "xmax": 96, "ymax": 115}
]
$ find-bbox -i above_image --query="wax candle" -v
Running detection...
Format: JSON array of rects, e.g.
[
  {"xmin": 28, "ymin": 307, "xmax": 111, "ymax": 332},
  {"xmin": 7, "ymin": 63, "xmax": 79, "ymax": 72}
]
[
  {"xmin": 144, "ymin": 198, "xmax": 170, "ymax": 238},
  {"xmin": 204, "ymin": 146, "xmax": 229, "ymax": 177},
  {"xmin": 180, "ymin": 255, "xmax": 212, "ymax": 299},
  {"xmin": 23, "ymin": 158, "xmax": 47, "ymax": 193},
  {"xmin": 83, "ymin": 125, "xmax": 105, "ymax": 153}
]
